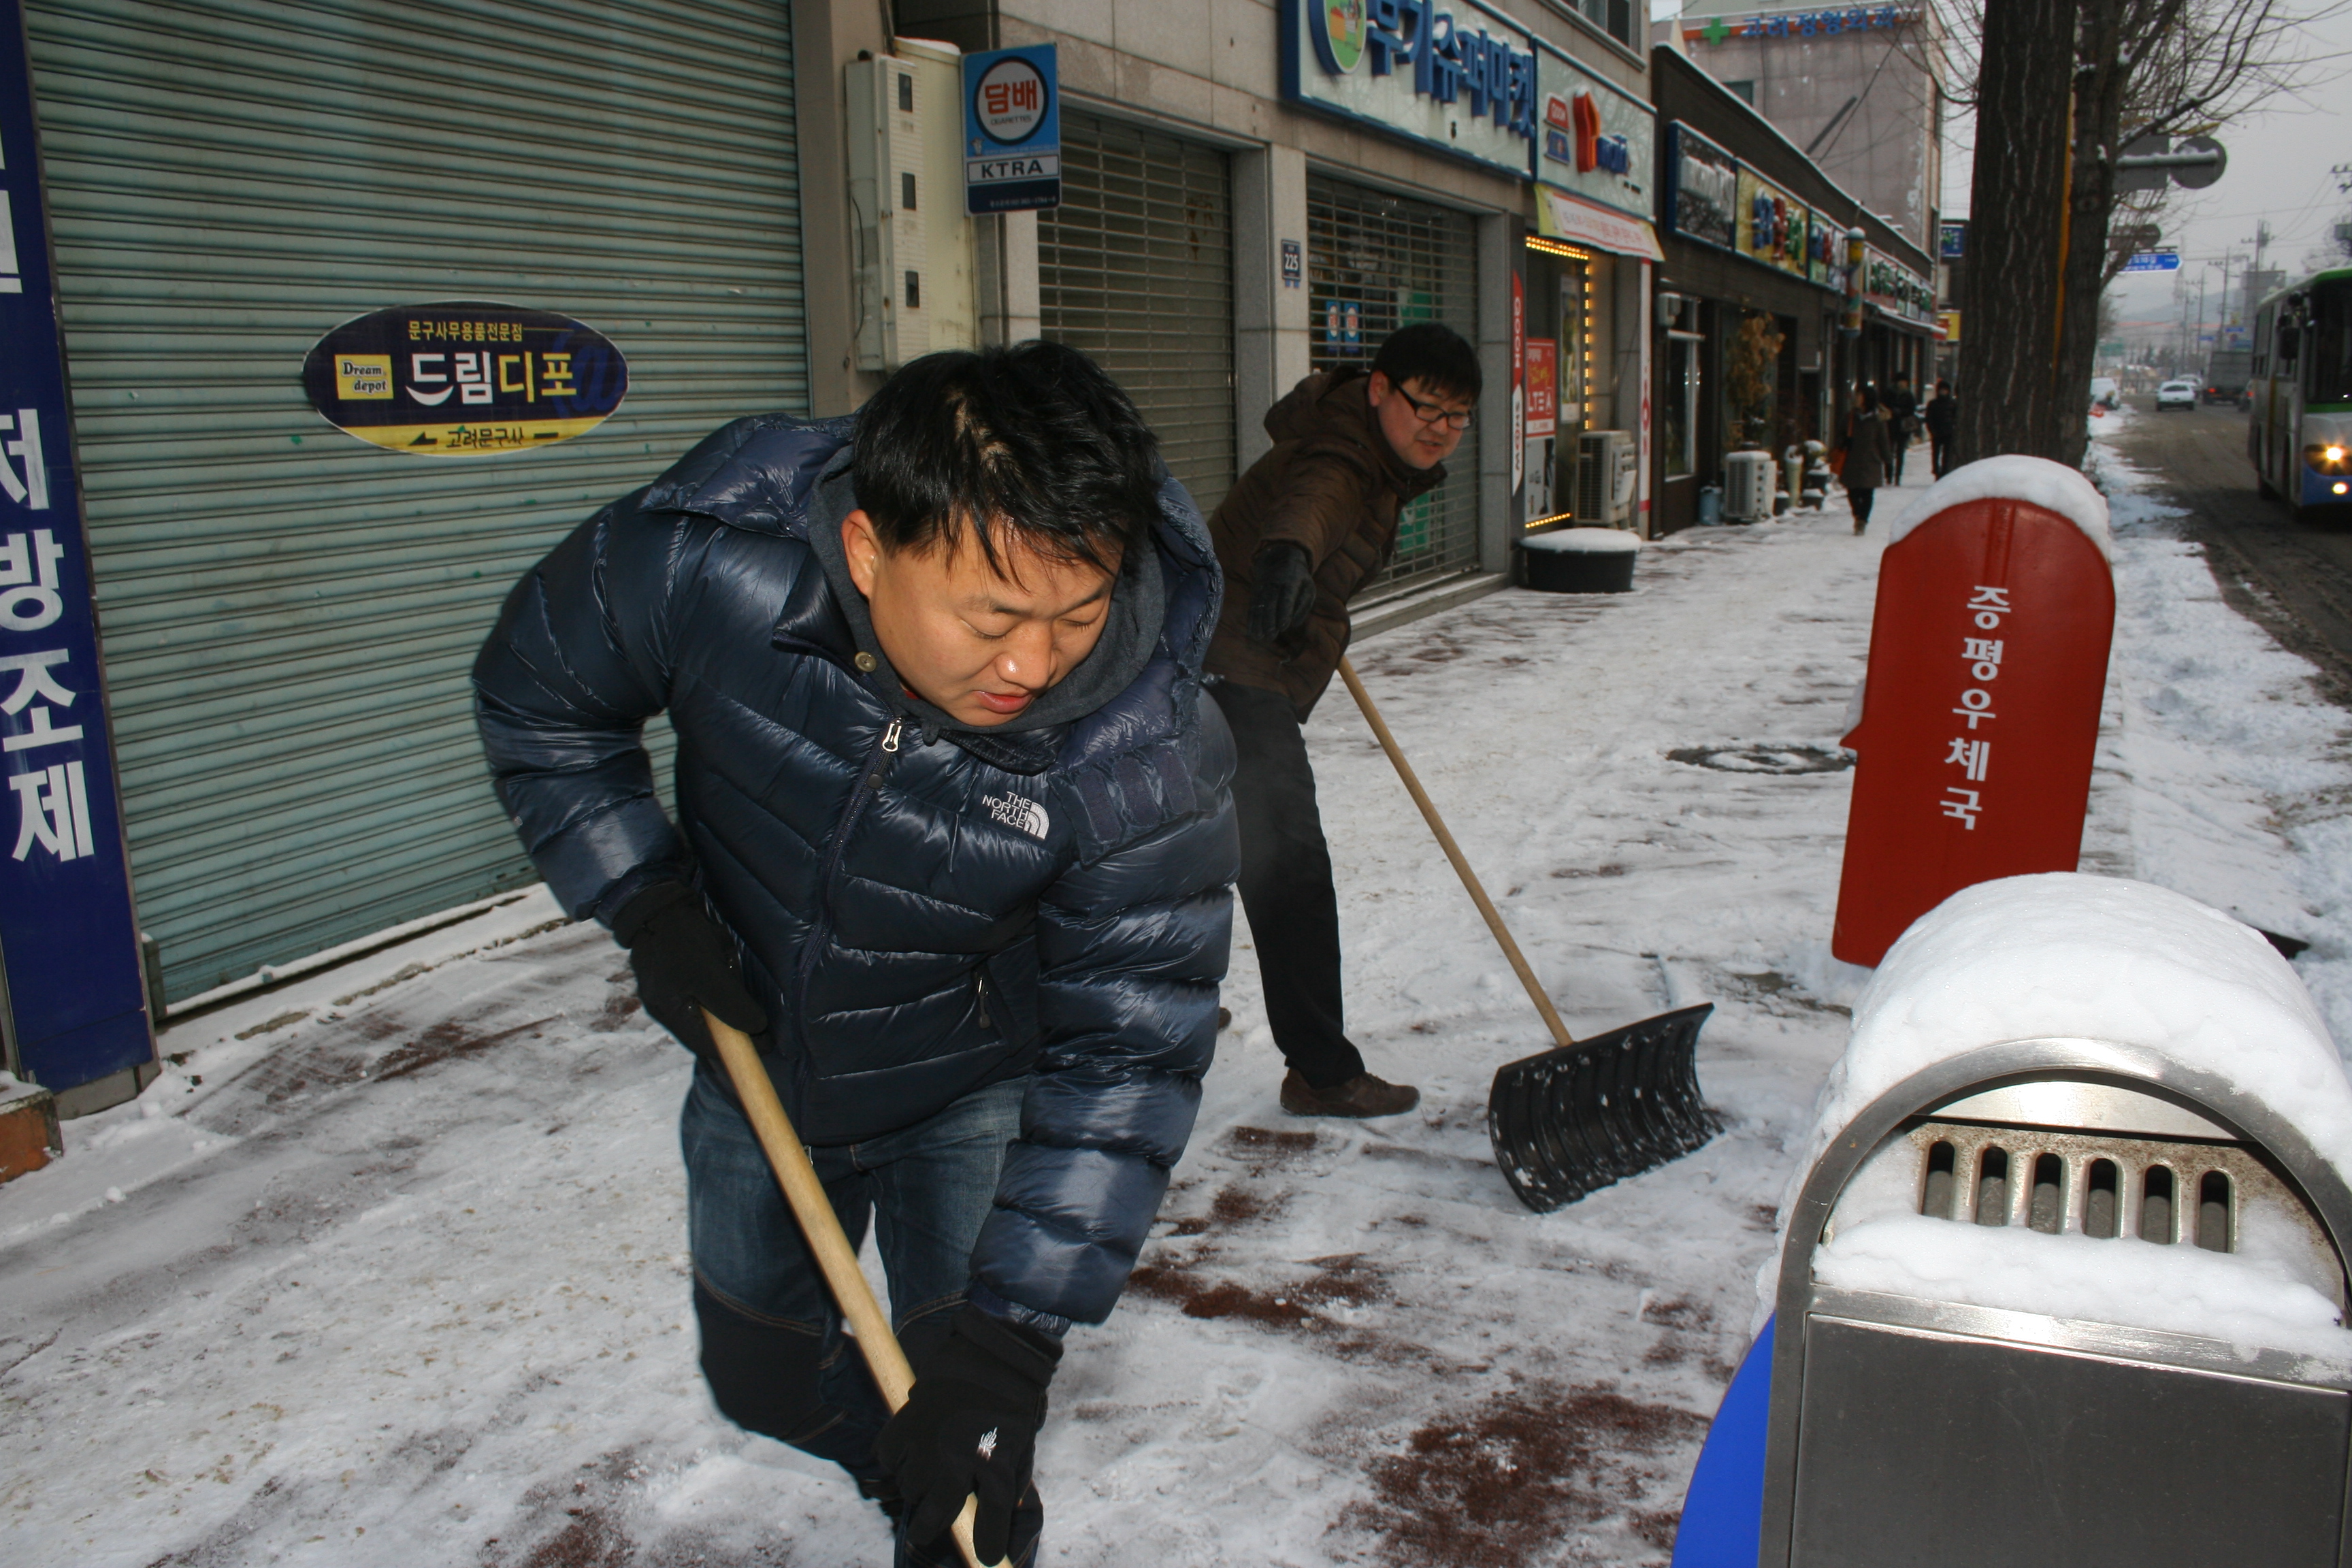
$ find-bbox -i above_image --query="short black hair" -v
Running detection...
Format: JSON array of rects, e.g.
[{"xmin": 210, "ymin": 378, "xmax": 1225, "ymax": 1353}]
[
  {"xmin": 852, "ymin": 341, "xmax": 1161, "ymax": 577},
  {"xmin": 1371, "ymin": 322, "xmax": 1482, "ymax": 403}
]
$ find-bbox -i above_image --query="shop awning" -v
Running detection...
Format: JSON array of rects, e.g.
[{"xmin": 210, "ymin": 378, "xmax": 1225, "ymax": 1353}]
[{"xmin": 1536, "ymin": 184, "xmax": 1664, "ymax": 263}]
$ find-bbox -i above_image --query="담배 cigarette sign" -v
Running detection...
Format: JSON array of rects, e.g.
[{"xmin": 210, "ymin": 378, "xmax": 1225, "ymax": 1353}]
[
  {"xmin": 300, "ymin": 302, "xmax": 627, "ymax": 455},
  {"xmin": 962, "ymin": 44, "xmax": 1061, "ymax": 215}
]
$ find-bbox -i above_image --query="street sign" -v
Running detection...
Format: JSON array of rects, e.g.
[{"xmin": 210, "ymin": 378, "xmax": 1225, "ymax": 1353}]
[
  {"xmin": 962, "ymin": 44, "xmax": 1060, "ymax": 214},
  {"xmin": 2114, "ymin": 132, "xmax": 2225, "ymax": 194},
  {"xmin": 2121, "ymin": 250, "xmax": 2180, "ymax": 272},
  {"xmin": 1938, "ymin": 220, "xmax": 1965, "ymax": 261},
  {"xmin": 2170, "ymin": 134, "xmax": 2226, "ymax": 191}
]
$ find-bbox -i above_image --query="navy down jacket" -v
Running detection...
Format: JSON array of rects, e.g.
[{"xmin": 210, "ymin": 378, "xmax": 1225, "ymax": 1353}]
[{"xmin": 472, "ymin": 412, "xmax": 1238, "ymax": 1324}]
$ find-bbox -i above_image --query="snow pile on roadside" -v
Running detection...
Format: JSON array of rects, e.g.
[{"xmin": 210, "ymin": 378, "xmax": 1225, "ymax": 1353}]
[
  {"xmin": 1814, "ymin": 1212, "xmax": 2352, "ymax": 1361},
  {"xmin": 1890, "ymin": 455, "xmax": 2112, "ymax": 561}
]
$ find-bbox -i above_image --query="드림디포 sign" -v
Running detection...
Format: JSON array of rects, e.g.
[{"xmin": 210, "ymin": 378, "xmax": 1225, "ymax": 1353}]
[{"xmin": 301, "ymin": 302, "xmax": 628, "ymax": 455}]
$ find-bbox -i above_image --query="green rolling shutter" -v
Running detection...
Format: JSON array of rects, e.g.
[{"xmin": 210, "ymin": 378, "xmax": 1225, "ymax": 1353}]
[
  {"xmin": 1307, "ymin": 172, "xmax": 1480, "ymax": 595},
  {"xmin": 24, "ymin": 0, "xmax": 806, "ymax": 1001},
  {"xmin": 1040, "ymin": 112, "xmax": 1237, "ymax": 517}
]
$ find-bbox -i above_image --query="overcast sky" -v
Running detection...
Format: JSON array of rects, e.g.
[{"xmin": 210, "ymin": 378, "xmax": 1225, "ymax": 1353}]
[{"xmin": 1650, "ymin": 0, "xmax": 2352, "ymax": 339}]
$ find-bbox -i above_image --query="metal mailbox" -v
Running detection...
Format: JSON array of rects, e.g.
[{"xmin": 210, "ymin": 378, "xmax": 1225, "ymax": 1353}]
[
  {"xmin": 1674, "ymin": 875, "xmax": 2352, "ymax": 1568},
  {"xmin": 1758, "ymin": 1042, "xmax": 2352, "ymax": 1567}
]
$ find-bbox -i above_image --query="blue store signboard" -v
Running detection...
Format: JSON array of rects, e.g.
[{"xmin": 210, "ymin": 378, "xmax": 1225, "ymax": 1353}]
[
  {"xmin": 1279, "ymin": 0, "xmax": 1539, "ymax": 178},
  {"xmin": 0, "ymin": 0, "xmax": 154, "ymax": 1095},
  {"xmin": 963, "ymin": 44, "xmax": 1061, "ymax": 215}
]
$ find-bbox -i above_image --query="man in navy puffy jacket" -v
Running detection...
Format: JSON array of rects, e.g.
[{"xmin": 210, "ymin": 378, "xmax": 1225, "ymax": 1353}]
[{"xmin": 472, "ymin": 343, "xmax": 1237, "ymax": 1566}]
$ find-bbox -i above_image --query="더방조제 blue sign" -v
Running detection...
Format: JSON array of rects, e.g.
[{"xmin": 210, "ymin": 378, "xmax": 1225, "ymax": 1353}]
[
  {"xmin": 963, "ymin": 44, "xmax": 1060, "ymax": 215},
  {"xmin": 0, "ymin": 0, "xmax": 154, "ymax": 1097}
]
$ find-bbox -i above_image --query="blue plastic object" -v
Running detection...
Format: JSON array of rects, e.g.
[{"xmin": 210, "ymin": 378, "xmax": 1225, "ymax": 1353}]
[{"xmin": 1669, "ymin": 1314, "xmax": 1773, "ymax": 1567}]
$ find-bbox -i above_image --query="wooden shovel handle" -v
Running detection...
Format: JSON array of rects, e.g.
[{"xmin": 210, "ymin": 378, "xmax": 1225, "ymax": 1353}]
[
  {"xmin": 1336, "ymin": 657, "xmax": 1578, "ymax": 1051},
  {"xmin": 702, "ymin": 1010, "xmax": 994, "ymax": 1568}
]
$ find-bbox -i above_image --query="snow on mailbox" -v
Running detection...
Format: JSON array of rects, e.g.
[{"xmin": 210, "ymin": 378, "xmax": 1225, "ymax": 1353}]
[
  {"xmin": 1832, "ymin": 458, "xmax": 2116, "ymax": 967},
  {"xmin": 1670, "ymin": 874, "xmax": 2352, "ymax": 1568}
]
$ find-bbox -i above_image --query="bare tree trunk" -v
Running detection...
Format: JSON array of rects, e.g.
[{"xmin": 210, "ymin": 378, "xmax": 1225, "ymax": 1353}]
[{"xmin": 1957, "ymin": 0, "xmax": 2077, "ymax": 464}]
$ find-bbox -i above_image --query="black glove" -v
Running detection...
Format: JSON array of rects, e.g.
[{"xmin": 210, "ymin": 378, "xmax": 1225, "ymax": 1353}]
[
  {"xmin": 876, "ymin": 1305, "xmax": 1062, "ymax": 1565},
  {"xmin": 1245, "ymin": 541, "xmax": 1316, "ymax": 647},
  {"xmin": 608, "ymin": 881, "xmax": 768, "ymax": 1066}
]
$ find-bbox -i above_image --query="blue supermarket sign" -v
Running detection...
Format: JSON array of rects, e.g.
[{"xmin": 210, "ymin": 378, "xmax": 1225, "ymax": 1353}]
[
  {"xmin": 1279, "ymin": 0, "xmax": 1539, "ymax": 178},
  {"xmin": 0, "ymin": 0, "xmax": 153, "ymax": 1094},
  {"xmin": 962, "ymin": 45, "xmax": 1061, "ymax": 215},
  {"xmin": 2121, "ymin": 250, "xmax": 2181, "ymax": 272}
]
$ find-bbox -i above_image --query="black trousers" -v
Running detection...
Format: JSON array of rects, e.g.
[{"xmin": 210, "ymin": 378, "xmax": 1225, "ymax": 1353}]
[
  {"xmin": 1209, "ymin": 679, "xmax": 1367, "ymax": 1089},
  {"xmin": 1931, "ymin": 433, "xmax": 1955, "ymax": 478},
  {"xmin": 1848, "ymin": 487, "xmax": 1877, "ymax": 524}
]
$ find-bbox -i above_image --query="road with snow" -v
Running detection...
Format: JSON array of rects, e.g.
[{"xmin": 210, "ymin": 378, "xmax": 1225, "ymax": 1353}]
[
  {"xmin": 2110, "ymin": 395, "xmax": 2352, "ymax": 689},
  {"xmin": 4, "ymin": 426, "xmax": 2347, "ymax": 1567}
]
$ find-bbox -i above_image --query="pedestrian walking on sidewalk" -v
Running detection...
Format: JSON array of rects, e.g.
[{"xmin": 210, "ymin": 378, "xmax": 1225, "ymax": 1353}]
[
  {"xmin": 473, "ymin": 342, "xmax": 1239, "ymax": 1568},
  {"xmin": 1839, "ymin": 383, "xmax": 1893, "ymax": 535},
  {"xmin": 1203, "ymin": 323, "xmax": 1478, "ymax": 1120},
  {"xmin": 1925, "ymin": 378, "xmax": 1957, "ymax": 478},
  {"xmin": 1882, "ymin": 372, "xmax": 1920, "ymax": 484}
]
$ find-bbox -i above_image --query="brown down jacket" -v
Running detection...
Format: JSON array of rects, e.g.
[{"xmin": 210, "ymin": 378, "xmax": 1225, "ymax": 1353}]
[{"xmin": 1203, "ymin": 368, "xmax": 1445, "ymax": 718}]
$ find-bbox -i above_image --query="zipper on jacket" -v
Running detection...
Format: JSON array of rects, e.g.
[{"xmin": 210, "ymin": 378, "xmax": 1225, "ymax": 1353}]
[
  {"xmin": 795, "ymin": 716, "xmax": 906, "ymax": 1027},
  {"xmin": 975, "ymin": 970, "xmax": 990, "ymax": 1030}
]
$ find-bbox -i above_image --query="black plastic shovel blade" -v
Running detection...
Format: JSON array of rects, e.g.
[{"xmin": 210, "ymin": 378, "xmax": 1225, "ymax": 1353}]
[{"xmin": 1487, "ymin": 1002, "xmax": 1719, "ymax": 1213}]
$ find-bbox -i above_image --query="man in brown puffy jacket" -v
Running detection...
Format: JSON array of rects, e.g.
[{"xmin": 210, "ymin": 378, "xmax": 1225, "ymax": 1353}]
[{"xmin": 1204, "ymin": 323, "xmax": 1480, "ymax": 1117}]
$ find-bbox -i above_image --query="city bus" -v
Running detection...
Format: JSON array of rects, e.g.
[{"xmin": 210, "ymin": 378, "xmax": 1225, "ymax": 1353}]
[{"xmin": 2247, "ymin": 266, "xmax": 2352, "ymax": 521}]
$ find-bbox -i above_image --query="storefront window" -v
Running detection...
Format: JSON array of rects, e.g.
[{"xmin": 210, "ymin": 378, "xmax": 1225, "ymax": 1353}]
[
  {"xmin": 1309, "ymin": 174, "xmax": 1480, "ymax": 593},
  {"xmin": 1725, "ymin": 310, "xmax": 1785, "ymax": 449},
  {"xmin": 1664, "ymin": 336, "xmax": 1697, "ymax": 478}
]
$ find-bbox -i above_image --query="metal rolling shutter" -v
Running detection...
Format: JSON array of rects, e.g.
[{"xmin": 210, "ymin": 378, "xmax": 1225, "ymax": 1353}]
[
  {"xmin": 1307, "ymin": 172, "xmax": 1480, "ymax": 595},
  {"xmin": 1039, "ymin": 112, "xmax": 1235, "ymax": 517},
  {"xmin": 24, "ymin": 0, "xmax": 806, "ymax": 1001}
]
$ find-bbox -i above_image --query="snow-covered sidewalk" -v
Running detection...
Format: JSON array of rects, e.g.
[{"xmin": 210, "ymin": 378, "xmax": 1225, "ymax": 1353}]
[{"xmin": 5, "ymin": 431, "xmax": 2347, "ymax": 1567}]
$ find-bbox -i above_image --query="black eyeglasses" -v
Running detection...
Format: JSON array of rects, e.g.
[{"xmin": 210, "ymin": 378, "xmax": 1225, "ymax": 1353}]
[{"xmin": 1394, "ymin": 384, "xmax": 1475, "ymax": 430}]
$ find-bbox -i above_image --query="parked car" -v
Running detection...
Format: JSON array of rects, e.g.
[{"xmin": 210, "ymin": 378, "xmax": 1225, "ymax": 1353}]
[
  {"xmin": 2156, "ymin": 378, "xmax": 2200, "ymax": 410},
  {"xmin": 2089, "ymin": 376, "xmax": 2120, "ymax": 409}
]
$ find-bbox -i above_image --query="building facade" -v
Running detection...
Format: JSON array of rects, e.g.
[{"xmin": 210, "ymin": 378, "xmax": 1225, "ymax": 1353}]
[
  {"xmin": 2, "ymin": 0, "xmax": 1662, "ymax": 1111},
  {"xmin": 1650, "ymin": 44, "xmax": 1937, "ymax": 534},
  {"xmin": 1654, "ymin": 1, "xmax": 1941, "ymax": 256}
]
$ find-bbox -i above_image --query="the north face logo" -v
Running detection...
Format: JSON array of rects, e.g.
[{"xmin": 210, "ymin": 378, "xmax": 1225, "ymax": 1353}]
[{"xmin": 981, "ymin": 793, "xmax": 1049, "ymax": 839}]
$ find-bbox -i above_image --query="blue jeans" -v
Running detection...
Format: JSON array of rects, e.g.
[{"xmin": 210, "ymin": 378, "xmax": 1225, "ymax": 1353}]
[{"xmin": 681, "ymin": 1063, "xmax": 1029, "ymax": 1516}]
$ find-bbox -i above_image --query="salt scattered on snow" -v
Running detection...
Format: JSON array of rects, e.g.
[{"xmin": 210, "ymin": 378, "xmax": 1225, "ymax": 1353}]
[
  {"xmin": 1889, "ymin": 454, "xmax": 2113, "ymax": 562},
  {"xmin": 1814, "ymin": 1213, "xmax": 2352, "ymax": 1362}
]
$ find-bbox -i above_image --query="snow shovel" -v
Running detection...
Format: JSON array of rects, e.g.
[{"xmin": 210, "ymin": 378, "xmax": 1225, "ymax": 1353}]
[
  {"xmin": 701, "ymin": 1009, "xmax": 999, "ymax": 1568},
  {"xmin": 1335, "ymin": 657, "xmax": 1719, "ymax": 1213}
]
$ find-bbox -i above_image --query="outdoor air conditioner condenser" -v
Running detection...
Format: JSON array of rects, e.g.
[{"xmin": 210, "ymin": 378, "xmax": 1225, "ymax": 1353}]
[
  {"xmin": 1722, "ymin": 450, "xmax": 1777, "ymax": 522},
  {"xmin": 1575, "ymin": 430, "xmax": 1635, "ymax": 527}
]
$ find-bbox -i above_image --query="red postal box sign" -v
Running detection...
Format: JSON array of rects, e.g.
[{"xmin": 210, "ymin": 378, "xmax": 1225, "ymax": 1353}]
[{"xmin": 1833, "ymin": 458, "xmax": 2116, "ymax": 966}]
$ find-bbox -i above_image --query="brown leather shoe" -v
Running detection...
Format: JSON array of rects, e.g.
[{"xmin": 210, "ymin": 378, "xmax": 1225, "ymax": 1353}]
[{"xmin": 1279, "ymin": 1069, "xmax": 1420, "ymax": 1118}]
